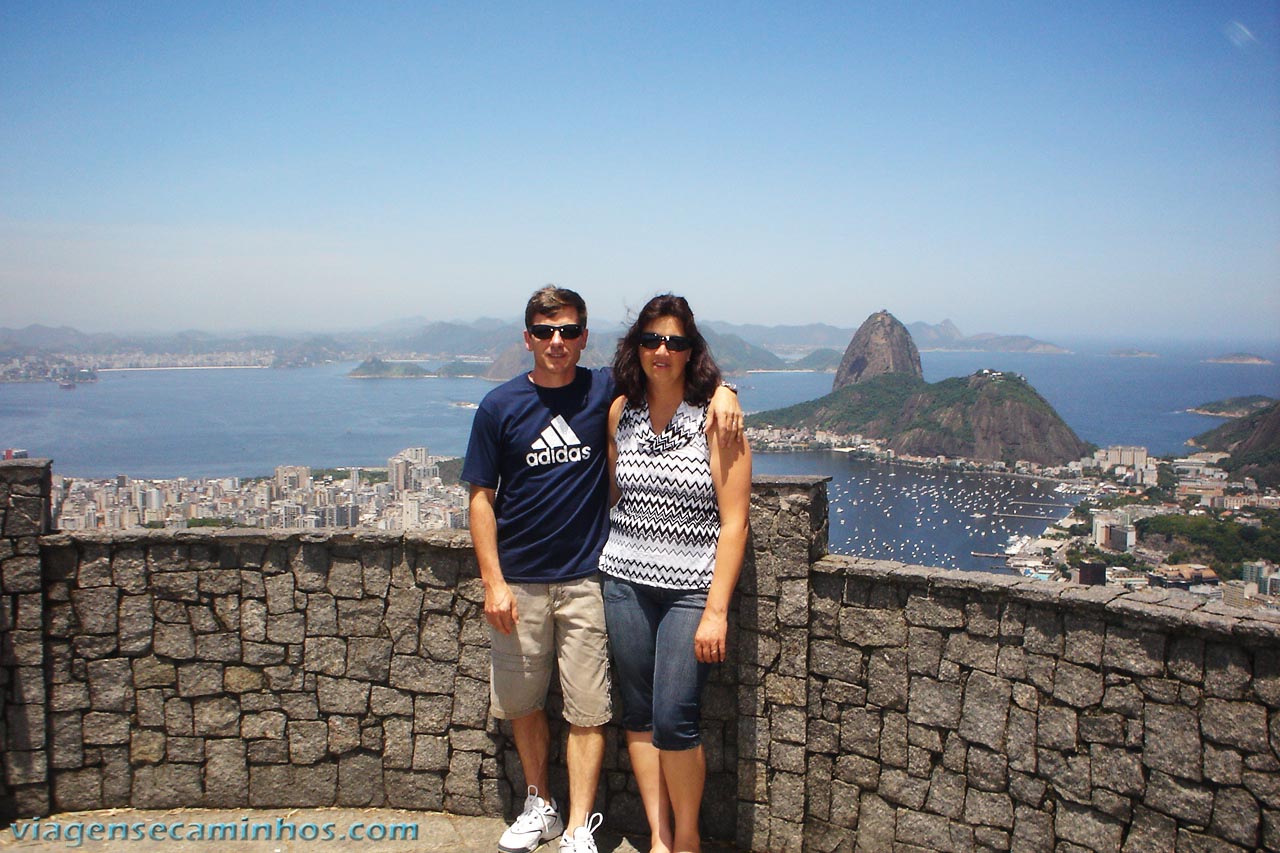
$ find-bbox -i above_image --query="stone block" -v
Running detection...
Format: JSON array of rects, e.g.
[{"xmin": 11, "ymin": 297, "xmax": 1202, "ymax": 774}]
[
  {"xmin": 839, "ymin": 607, "xmax": 908, "ymax": 647},
  {"xmin": 83, "ymin": 711, "xmax": 129, "ymax": 745},
  {"xmin": 242, "ymin": 641, "xmax": 285, "ymax": 666},
  {"xmin": 71, "ymin": 586, "xmax": 119, "ymax": 634},
  {"xmin": 839, "ymin": 707, "xmax": 881, "ymax": 759},
  {"xmin": 316, "ymin": 676, "xmax": 370, "ymax": 714},
  {"xmin": 151, "ymin": 571, "xmax": 199, "ymax": 601},
  {"xmin": 328, "ymin": 715, "xmax": 360, "ymax": 753},
  {"xmin": 907, "ymin": 628, "xmax": 943, "ymax": 677},
  {"xmin": 1204, "ymin": 642, "xmax": 1251, "ymax": 699},
  {"xmin": 49, "ymin": 711, "xmax": 83, "ymax": 768},
  {"xmin": 266, "ymin": 612, "xmax": 305, "ymax": 644},
  {"xmin": 192, "ymin": 696, "xmax": 240, "ymax": 737},
  {"xmin": 132, "ymin": 763, "xmax": 204, "ymax": 809},
  {"xmin": 1143, "ymin": 703, "xmax": 1202, "ymax": 781},
  {"xmin": 964, "ymin": 788, "xmax": 1014, "ymax": 830},
  {"xmin": 1053, "ymin": 662, "xmax": 1104, "ymax": 709},
  {"xmin": 1202, "ymin": 698, "xmax": 1269, "ymax": 753},
  {"xmin": 53, "ymin": 767, "xmax": 103, "ymax": 812},
  {"xmin": 264, "ymin": 572, "xmax": 295, "ymax": 614},
  {"xmin": 1091, "ymin": 744, "xmax": 1145, "ymax": 798},
  {"xmin": 204, "ymin": 738, "xmax": 249, "ymax": 807},
  {"xmin": 415, "ymin": 694, "xmax": 455, "ymax": 733},
  {"xmin": 1210, "ymin": 786, "xmax": 1260, "ymax": 849},
  {"xmin": 1078, "ymin": 712, "xmax": 1125, "ymax": 746},
  {"xmin": 451, "ymin": 676, "xmax": 490, "ymax": 729},
  {"xmin": 909, "ymin": 678, "xmax": 962, "ymax": 729},
  {"xmin": 420, "ymin": 612, "xmax": 463, "ymax": 662},
  {"xmin": 383, "ymin": 717, "xmax": 414, "ymax": 768},
  {"xmin": 249, "ymin": 764, "xmax": 337, "ymax": 807},
  {"xmin": 118, "ymin": 594, "xmax": 154, "ymax": 654},
  {"xmin": 879, "ymin": 711, "xmax": 907, "ymax": 769},
  {"xmin": 337, "ymin": 597, "xmax": 385, "ymax": 636},
  {"xmin": 1037, "ymin": 704, "xmax": 1077, "ymax": 752},
  {"xmin": 130, "ymin": 729, "xmax": 166, "ymax": 765},
  {"xmin": 385, "ymin": 769, "xmax": 444, "ymax": 810},
  {"xmin": 346, "ymin": 636, "xmax": 394, "ymax": 681},
  {"xmin": 1145, "ymin": 770, "xmax": 1213, "ymax": 825},
  {"xmin": 224, "ymin": 666, "xmax": 266, "ymax": 693},
  {"xmin": 288, "ymin": 720, "xmax": 328, "ymax": 764},
  {"xmin": 384, "ymin": 587, "xmax": 423, "ymax": 652},
  {"xmin": 50, "ymin": 681, "xmax": 91, "ymax": 712},
  {"xmin": 303, "ymin": 636, "xmax": 347, "ymax": 675},
  {"xmin": 242, "ymin": 710, "xmax": 286, "ymax": 740},
  {"xmin": 1204, "ymin": 743, "xmax": 1244, "ymax": 786},
  {"xmin": 414, "ymin": 734, "xmax": 450, "ymax": 771},
  {"xmin": 896, "ymin": 811, "xmax": 953, "ymax": 851},
  {"xmin": 169, "ymin": 736, "xmax": 210, "ymax": 764},
  {"xmin": 967, "ymin": 746, "xmax": 1009, "ymax": 793},
  {"xmin": 960, "ymin": 670, "xmax": 1011, "ymax": 752},
  {"xmin": 1104, "ymin": 627, "xmax": 1165, "ymax": 678},
  {"xmin": 867, "ymin": 648, "xmax": 908, "ymax": 711},
  {"xmin": 1055, "ymin": 801, "xmax": 1124, "ymax": 852},
  {"xmin": 177, "ymin": 662, "xmax": 225, "ymax": 697},
  {"xmin": 153, "ymin": 621, "xmax": 196, "ymax": 659},
  {"xmin": 240, "ymin": 599, "xmax": 267, "ymax": 641},
  {"xmin": 85, "ymin": 657, "xmax": 132, "ymax": 711},
  {"xmin": 337, "ymin": 752, "xmax": 385, "ymax": 807}
]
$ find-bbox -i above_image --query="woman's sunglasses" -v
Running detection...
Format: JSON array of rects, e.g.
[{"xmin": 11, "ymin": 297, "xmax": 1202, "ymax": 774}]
[
  {"xmin": 639, "ymin": 332, "xmax": 692, "ymax": 352},
  {"xmin": 528, "ymin": 323, "xmax": 584, "ymax": 340}
]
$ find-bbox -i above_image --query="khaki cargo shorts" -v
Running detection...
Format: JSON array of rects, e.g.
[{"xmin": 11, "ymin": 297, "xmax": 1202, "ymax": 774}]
[{"xmin": 488, "ymin": 574, "xmax": 612, "ymax": 727}]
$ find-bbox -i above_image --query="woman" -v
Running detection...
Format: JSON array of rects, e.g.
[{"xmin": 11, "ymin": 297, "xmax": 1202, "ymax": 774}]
[{"xmin": 599, "ymin": 294, "xmax": 752, "ymax": 853}]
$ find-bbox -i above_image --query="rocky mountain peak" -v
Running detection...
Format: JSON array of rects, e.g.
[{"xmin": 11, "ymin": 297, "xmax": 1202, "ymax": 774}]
[{"xmin": 833, "ymin": 311, "xmax": 924, "ymax": 391}]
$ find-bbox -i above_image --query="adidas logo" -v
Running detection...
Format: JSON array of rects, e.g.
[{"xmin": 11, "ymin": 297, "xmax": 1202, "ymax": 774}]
[{"xmin": 526, "ymin": 415, "xmax": 593, "ymax": 467}]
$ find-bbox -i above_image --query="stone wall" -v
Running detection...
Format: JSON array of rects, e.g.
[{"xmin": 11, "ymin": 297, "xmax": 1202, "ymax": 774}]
[
  {"xmin": 0, "ymin": 460, "xmax": 52, "ymax": 820},
  {"xmin": 797, "ymin": 559, "xmax": 1280, "ymax": 852},
  {"xmin": 3, "ymin": 459, "xmax": 1280, "ymax": 852}
]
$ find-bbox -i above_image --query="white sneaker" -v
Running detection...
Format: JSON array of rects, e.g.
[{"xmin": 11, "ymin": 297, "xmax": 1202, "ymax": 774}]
[
  {"xmin": 558, "ymin": 813, "xmax": 603, "ymax": 853},
  {"xmin": 498, "ymin": 786, "xmax": 564, "ymax": 853}
]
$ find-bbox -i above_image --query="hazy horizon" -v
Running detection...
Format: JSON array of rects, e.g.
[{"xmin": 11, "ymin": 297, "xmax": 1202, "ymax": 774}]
[{"xmin": 3, "ymin": 4, "xmax": 1278, "ymax": 342}]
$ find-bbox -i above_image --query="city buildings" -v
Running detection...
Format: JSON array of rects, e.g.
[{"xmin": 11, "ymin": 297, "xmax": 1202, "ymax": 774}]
[{"xmin": 53, "ymin": 448, "xmax": 469, "ymax": 533}]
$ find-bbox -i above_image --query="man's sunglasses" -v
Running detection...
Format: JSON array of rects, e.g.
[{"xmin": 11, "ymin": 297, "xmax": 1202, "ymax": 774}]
[
  {"xmin": 528, "ymin": 323, "xmax": 584, "ymax": 340},
  {"xmin": 639, "ymin": 332, "xmax": 692, "ymax": 352}
]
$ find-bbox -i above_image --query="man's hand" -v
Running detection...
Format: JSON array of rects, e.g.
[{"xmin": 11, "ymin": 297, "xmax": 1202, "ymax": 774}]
[
  {"xmin": 484, "ymin": 579, "xmax": 519, "ymax": 635},
  {"xmin": 706, "ymin": 384, "xmax": 744, "ymax": 447}
]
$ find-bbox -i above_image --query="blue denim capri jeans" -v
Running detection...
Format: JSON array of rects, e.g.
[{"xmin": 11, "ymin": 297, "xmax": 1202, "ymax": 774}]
[{"xmin": 602, "ymin": 574, "xmax": 711, "ymax": 751}]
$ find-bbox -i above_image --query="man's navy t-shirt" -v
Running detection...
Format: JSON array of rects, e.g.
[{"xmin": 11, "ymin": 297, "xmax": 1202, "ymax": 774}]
[{"xmin": 461, "ymin": 366, "xmax": 615, "ymax": 584}]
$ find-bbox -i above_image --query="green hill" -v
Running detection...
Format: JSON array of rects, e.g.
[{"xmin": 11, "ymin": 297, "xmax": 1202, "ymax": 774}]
[
  {"xmin": 348, "ymin": 357, "xmax": 431, "ymax": 378},
  {"xmin": 1192, "ymin": 402, "xmax": 1280, "ymax": 488},
  {"xmin": 749, "ymin": 369, "xmax": 1089, "ymax": 466},
  {"xmin": 790, "ymin": 348, "xmax": 843, "ymax": 371}
]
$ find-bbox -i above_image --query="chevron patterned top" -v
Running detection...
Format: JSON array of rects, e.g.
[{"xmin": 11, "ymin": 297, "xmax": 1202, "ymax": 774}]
[{"xmin": 599, "ymin": 400, "xmax": 719, "ymax": 589}]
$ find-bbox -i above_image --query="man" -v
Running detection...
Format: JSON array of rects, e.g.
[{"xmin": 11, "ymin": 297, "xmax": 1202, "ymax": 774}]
[{"xmin": 462, "ymin": 286, "xmax": 742, "ymax": 853}]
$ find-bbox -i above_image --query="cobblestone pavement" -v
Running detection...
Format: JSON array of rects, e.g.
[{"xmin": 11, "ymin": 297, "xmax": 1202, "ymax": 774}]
[{"xmin": 0, "ymin": 809, "xmax": 663, "ymax": 853}]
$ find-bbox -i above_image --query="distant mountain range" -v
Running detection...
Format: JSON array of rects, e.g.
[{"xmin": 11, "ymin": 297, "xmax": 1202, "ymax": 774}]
[
  {"xmin": 0, "ymin": 316, "xmax": 1065, "ymax": 375},
  {"xmin": 705, "ymin": 319, "xmax": 1068, "ymax": 355}
]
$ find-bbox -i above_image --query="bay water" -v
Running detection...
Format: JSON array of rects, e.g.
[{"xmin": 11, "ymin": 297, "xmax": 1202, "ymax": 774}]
[{"xmin": 2, "ymin": 340, "xmax": 1276, "ymax": 570}]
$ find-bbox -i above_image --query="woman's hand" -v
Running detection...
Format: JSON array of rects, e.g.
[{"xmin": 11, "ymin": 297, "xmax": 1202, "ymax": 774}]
[{"xmin": 694, "ymin": 610, "xmax": 728, "ymax": 663}]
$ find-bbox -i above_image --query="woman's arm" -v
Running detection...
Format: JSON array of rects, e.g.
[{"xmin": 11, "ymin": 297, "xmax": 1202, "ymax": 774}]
[
  {"xmin": 607, "ymin": 396, "xmax": 625, "ymax": 507},
  {"xmin": 694, "ymin": 431, "xmax": 752, "ymax": 663}
]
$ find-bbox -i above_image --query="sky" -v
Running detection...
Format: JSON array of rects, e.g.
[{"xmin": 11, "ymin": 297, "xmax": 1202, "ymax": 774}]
[{"xmin": 2, "ymin": 2, "xmax": 1278, "ymax": 342}]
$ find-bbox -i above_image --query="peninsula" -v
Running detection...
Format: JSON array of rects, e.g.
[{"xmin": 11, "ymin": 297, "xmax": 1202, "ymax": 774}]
[{"xmin": 749, "ymin": 311, "xmax": 1089, "ymax": 466}]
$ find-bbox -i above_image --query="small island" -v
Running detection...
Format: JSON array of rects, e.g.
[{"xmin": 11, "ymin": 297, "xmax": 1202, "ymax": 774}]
[
  {"xmin": 1206, "ymin": 352, "xmax": 1273, "ymax": 365},
  {"xmin": 1110, "ymin": 348, "xmax": 1159, "ymax": 358},
  {"xmin": 348, "ymin": 357, "xmax": 432, "ymax": 379},
  {"xmin": 1186, "ymin": 395, "xmax": 1278, "ymax": 418}
]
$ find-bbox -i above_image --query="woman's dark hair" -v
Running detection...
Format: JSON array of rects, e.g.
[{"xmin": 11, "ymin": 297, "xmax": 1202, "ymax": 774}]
[{"xmin": 612, "ymin": 294, "xmax": 722, "ymax": 407}]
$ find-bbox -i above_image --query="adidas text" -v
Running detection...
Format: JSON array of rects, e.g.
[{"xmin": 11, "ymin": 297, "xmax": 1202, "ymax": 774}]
[{"xmin": 526, "ymin": 445, "xmax": 592, "ymax": 467}]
